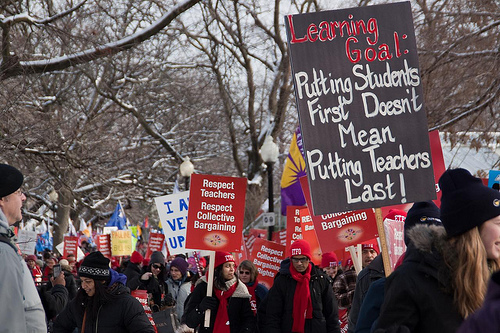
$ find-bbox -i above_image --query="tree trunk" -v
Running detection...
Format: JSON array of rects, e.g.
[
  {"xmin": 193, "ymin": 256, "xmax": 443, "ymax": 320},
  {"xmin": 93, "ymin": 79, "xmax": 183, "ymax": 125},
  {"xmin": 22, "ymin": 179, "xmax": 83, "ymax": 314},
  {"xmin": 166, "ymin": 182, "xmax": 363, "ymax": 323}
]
[{"xmin": 53, "ymin": 187, "xmax": 72, "ymax": 251}]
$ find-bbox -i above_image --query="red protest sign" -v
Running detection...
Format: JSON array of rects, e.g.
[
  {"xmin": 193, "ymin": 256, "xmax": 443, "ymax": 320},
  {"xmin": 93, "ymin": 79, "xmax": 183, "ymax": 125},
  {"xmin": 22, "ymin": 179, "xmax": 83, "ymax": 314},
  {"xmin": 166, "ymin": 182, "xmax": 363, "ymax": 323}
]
[
  {"xmin": 300, "ymin": 176, "xmax": 379, "ymax": 252},
  {"xmin": 286, "ymin": 206, "xmax": 304, "ymax": 248},
  {"xmin": 245, "ymin": 228, "xmax": 267, "ymax": 254},
  {"xmin": 249, "ymin": 238, "xmax": 286, "ymax": 289},
  {"xmin": 285, "ymin": 206, "xmax": 322, "ymax": 265},
  {"xmin": 96, "ymin": 234, "xmax": 111, "ymax": 258},
  {"xmin": 131, "ymin": 290, "xmax": 157, "ymax": 331},
  {"xmin": 383, "ymin": 216, "xmax": 406, "ymax": 270},
  {"xmin": 145, "ymin": 233, "xmax": 165, "ymax": 259},
  {"xmin": 63, "ymin": 236, "xmax": 79, "ymax": 258},
  {"xmin": 275, "ymin": 230, "xmax": 287, "ymax": 246},
  {"xmin": 429, "ymin": 130, "xmax": 446, "ymax": 205},
  {"xmin": 300, "ymin": 208, "xmax": 322, "ymax": 266},
  {"xmin": 236, "ymin": 237, "xmax": 249, "ymax": 264},
  {"xmin": 186, "ymin": 174, "xmax": 247, "ymax": 252}
]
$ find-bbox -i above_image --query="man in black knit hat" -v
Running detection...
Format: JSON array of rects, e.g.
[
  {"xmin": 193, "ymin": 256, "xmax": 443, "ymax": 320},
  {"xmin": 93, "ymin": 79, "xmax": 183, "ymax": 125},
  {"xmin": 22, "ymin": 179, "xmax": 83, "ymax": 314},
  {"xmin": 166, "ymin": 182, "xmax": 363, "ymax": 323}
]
[{"xmin": 0, "ymin": 163, "xmax": 47, "ymax": 332}]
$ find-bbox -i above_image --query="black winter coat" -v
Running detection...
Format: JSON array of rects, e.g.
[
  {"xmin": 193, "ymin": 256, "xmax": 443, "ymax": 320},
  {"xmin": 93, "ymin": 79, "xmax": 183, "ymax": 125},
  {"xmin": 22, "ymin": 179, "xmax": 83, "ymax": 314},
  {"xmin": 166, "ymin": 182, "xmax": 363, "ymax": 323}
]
[
  {"xmin": 183, "ymin": 278, "xmax": 256, "ymax": 333},
  {"xmin": 53, "ymin": 283, "xmax": 155, "ymax": 333},
  {"xmin": 136, "ymin": 268, "xmax": 169, "ymax": 309},
  {"xmin": 374, "ymin": 225, "xmax": 463, "ymax": 333},
  {"xmin": 123, "ymin": 262, "xmax": 142, "ymax": 290},
  {"xmin": 348, "ymin": 254, "xmax": 385, "ymax": 333},
  {"xmin": 38, "ymin": 284, "xmax": 69, "ymax": 321},
  {"xmin": 63, "ymin": 270, "xmax": 78, "ymax": 300},
  {"xmin": 263, "ymin": 259, "xmax": 340, "ymax": 333}
]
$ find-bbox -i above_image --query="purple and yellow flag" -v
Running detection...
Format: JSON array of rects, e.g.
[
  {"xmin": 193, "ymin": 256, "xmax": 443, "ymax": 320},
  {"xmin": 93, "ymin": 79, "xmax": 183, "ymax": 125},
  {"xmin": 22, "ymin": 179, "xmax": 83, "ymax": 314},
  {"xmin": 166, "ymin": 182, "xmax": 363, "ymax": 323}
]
[{"xmin": 280, "ymin": 126, "xmax": 307, "ymax": 215}]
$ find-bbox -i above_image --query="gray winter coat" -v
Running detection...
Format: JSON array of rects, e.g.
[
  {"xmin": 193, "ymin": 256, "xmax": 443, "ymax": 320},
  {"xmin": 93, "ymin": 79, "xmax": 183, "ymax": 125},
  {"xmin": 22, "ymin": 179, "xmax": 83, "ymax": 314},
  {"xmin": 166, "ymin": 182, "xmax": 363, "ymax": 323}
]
[{"xmin": 0, "ymin": 210, "xmax": 47, "ymax": 332}]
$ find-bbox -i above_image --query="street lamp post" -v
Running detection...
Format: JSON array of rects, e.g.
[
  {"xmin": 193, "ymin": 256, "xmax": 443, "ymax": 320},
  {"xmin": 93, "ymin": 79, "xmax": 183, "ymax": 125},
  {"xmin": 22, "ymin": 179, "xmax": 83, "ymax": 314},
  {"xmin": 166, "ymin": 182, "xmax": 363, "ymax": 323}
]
[
  {"xmin": 260, "ymin": 136, "xmax": 279, "ymax": 241},
  {"xmin": 180, "ymin": 157, "xmax": 195, "ymax": 190}
]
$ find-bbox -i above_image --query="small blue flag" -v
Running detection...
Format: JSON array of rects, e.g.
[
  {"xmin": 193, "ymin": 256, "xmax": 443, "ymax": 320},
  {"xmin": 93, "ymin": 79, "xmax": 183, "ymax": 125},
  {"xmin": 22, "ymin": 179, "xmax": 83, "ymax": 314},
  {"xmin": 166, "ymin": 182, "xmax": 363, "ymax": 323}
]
[
  {"xmin": 36, "ymin": 230, "xmax": 53, "ymax": 252},
  {"xmin": 106, "ymin": 203, "xmax": 127, "ymax": 230}
]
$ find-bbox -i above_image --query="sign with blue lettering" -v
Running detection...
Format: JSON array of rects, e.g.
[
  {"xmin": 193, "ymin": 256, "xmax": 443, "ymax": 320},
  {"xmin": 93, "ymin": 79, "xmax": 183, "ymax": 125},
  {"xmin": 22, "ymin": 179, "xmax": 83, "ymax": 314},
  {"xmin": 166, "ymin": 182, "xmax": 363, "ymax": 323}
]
[
  {"xmin": 154, "ymin": 191, "xmax": 199, "ymax": 255},
  {"xmin": 488, "ymin": 170, "xmax": 500, "ymax": 190},
  {"xmin": 285, "ymin": 2, "xmax": 436, "ymax": 215}
]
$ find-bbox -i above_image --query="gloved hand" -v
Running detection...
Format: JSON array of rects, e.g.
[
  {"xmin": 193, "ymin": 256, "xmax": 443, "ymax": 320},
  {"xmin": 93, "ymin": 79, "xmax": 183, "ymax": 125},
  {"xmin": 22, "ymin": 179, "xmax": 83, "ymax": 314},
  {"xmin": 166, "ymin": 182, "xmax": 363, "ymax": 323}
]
[{"xmin": 198, "ymin": 296, "xmax": 218, "ymax": 311}]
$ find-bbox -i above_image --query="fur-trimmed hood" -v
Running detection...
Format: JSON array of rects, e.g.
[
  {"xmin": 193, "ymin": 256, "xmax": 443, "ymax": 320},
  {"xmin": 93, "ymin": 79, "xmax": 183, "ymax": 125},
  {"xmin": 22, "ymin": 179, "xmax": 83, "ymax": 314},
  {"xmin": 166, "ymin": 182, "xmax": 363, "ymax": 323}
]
[
  {"xmin": 404, "ymin": 224, "xmax": 452, "ymax": 288},
  {"xmin": 408, "ymin": 224, "xmax": 448, "ymax": 254}
]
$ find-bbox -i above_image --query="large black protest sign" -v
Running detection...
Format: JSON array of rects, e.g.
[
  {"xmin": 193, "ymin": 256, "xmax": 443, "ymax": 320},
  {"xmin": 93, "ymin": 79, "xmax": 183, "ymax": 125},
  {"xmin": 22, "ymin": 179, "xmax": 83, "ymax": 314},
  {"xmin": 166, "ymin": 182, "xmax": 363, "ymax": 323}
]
[{"xmin": 286, "ymin": 2, "xmax": 436, "ymax": 215}]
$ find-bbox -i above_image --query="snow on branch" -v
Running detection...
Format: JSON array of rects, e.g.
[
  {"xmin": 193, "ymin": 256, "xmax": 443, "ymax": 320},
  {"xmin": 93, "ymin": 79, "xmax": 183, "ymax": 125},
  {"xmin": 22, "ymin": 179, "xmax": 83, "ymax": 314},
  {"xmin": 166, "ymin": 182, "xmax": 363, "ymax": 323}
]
[
  {"xmin": 1, "ymin": 0, "xmax": 200, "ymax": 79},
  {"xmin": 74, "ymin": 174, "xmax": 134, "ymax": 193},
  {"xmin": 0, "ymin": 1, "xmax": 87, "ymax": 26}
]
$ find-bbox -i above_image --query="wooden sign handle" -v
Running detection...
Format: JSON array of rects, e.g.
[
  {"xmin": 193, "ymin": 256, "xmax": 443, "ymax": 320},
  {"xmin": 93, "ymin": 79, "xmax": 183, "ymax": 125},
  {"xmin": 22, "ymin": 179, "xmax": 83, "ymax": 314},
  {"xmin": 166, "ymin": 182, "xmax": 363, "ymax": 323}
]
[
  {"xmin": 375, "ymin": 207, "xmax": 392, "ymax": 277},
  {"xmin": 348, "ymin": 245, "xmax": 362, "ymax": 274},
  {"xmin": 204, "ymin": 251, "xmax": 216, "ymax": 327}
]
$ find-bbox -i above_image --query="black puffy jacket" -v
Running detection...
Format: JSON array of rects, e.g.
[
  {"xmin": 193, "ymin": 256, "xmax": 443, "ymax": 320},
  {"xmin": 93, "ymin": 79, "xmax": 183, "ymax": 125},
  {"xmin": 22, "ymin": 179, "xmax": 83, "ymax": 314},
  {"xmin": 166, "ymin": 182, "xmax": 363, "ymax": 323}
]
[{"xmin": 53, "ymin": 282, "xmax": 155, "ymax": 333}]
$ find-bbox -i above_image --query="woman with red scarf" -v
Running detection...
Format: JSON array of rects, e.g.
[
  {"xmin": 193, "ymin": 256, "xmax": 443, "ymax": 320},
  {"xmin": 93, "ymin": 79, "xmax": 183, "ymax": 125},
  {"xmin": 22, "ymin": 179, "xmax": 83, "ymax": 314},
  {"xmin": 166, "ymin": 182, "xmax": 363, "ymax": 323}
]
[
  {"xmin": 183, "ymin": 251, "xmax": 256, "ymax": 332},
  {"xmin": 26, "ymin": 255, "xmax": 43, "ymax": 284},
  {"xmin": 237, "ymin": 260, "xmax": 268, "ymax": 316},
  {"xmin": 263, "ymin": 239, "xmax": 340, "ymax": 333}
]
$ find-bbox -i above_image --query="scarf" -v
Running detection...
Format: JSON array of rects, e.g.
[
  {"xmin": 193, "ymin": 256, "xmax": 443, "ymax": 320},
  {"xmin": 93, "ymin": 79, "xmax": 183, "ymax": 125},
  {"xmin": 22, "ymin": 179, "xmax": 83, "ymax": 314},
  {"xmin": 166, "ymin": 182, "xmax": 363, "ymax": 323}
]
[
  {"xmin": 290, "ymin": 263, "xmax": 313, "ymax": 333},
  {"xmin": 245, "ymin": 279, "xmax": 259, "ymax": 315},
  {"xmin": 213, "ymin": 278, "xmax": 238, "ymax": 333}
]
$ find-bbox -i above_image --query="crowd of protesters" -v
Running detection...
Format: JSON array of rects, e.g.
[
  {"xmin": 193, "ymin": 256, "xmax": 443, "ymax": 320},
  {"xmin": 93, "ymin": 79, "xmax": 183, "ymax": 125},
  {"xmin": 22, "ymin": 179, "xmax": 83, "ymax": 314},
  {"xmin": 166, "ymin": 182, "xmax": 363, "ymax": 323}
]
[{"xmin": 3, "ymin": 163, "xmax": 500, "ymax": 333}]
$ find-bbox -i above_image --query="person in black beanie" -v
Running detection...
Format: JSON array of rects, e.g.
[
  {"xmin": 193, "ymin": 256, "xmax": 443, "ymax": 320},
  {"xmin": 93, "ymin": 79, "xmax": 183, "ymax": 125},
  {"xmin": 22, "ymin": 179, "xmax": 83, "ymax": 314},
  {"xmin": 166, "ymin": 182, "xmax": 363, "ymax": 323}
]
[
  {"xmin": 403, "ymin": 200, "xmax": 442, "ymax": 247},
  {"xmin": 375, "ymin": 168, "xmax": 500, "ymax": 333},
  {"xmin": 0, "ymin": 164, "xmax": 47, "ymax": 332},
  {"xmin": 438, "ymin": 168, "xmax": 500, "ymax": 315},
  {"xmin": 53, "ymin": 251, "xmax": 155, "ymax": 332},
  {"xmin": 353, "ymin": 202, "xmax": 440, "ymax": 333},
  {"xmin": 137, "ymin": 250, "xmax": 170, "ymax": 312}
]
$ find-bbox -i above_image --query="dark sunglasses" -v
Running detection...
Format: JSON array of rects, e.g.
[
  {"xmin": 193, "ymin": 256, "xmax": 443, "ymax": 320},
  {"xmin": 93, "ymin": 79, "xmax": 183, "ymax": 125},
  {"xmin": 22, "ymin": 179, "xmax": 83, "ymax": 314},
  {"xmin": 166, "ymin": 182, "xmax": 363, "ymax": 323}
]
[
  {"xmin": 239, "ymin": 271, "xmax": 250, "ymax": 275},
  {"xmin": 152, "ymin": 264, "xmax": 162, "ymax": 270}
]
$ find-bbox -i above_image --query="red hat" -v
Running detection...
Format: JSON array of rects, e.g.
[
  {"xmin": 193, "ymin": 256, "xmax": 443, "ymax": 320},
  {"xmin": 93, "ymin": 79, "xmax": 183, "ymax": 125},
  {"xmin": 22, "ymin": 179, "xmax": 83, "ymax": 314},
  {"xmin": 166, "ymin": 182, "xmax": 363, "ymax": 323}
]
[
  {"xmin": 383, "ymin": 209, "xmax": 407, "ymax": 222},
  {"xmin": 361, "ymin": 240, "xmax": 379, "ymax": 254},
  {"xmin": 130, "ymin": 251, "xmax": 143, "ymax": 264},
  {"xmin": 199, "ymin": 257, "xmax": 207, "ymax": 268},
  {"xmin": 214, "ymin": 251, "xmax": 235, "ymax": 268},
  {"xmin": 289, "ymin": 239, "xmax": 312, "ymax": 260},
  {"xmin": 26, "ymin": 255, "xmax": 37, "ymax": 262},
  {"xmin": 321, "ymin": 252, "xmax": 338, "ymax": 268},
  {"xmin": 344, "ymin": 257, "xmax": 353, "ymax": 269},
  {"xmin": 142, "ymin": 258, "xmax": 150, "ymax": 267}
]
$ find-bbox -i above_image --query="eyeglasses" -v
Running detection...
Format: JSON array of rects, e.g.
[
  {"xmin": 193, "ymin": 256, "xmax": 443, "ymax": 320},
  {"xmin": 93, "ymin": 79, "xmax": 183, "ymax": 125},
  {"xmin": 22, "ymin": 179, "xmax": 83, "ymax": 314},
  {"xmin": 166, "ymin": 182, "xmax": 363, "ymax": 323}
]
[
  {"xmin": 13, "ymin": 189, "xmax": 24, "ymax": 197},
  {"xmin": 239, "ymin": 271, "xmax": 250, "ymax": 275},
  {"xmin": 152, "ymin": 264, "xmax": 162, "ymax": 270},
  {"xmin": 291, "ymin": 257, "xmax": 310, "ymax": 264}
]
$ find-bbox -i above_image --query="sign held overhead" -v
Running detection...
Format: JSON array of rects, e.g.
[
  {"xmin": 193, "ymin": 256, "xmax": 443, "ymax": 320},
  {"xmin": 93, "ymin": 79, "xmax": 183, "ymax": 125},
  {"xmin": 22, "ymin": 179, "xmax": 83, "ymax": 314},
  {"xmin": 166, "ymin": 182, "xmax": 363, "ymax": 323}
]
[{"xmin": 285, "ymin": 2, "xmax": 436, "ymax": 215}]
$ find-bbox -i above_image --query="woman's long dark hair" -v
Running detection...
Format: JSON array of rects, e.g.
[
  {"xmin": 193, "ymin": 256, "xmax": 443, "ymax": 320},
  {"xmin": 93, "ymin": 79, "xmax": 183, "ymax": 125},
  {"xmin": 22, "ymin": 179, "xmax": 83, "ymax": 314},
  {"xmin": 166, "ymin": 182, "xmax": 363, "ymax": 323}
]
[
  {"xmin": 213, "ymin": 264, "xmax": 235, "ymax": 291},
  {"xmin": 75, "ymin": 279, "xmax": 114, "ymax": 322}
]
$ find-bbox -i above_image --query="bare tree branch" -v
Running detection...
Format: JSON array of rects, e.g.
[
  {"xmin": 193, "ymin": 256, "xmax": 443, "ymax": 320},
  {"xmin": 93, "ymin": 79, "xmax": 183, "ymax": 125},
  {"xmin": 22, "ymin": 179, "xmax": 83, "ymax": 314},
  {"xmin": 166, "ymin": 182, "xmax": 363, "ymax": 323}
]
[
  {"xmin": 0, "ymin": 1, "xmax": 86, "ymax": 26},
  {"xmin": 0, "ymin": 0, "xmax": 200, "ymax": 79}
]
